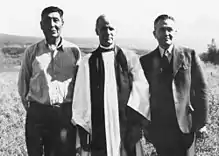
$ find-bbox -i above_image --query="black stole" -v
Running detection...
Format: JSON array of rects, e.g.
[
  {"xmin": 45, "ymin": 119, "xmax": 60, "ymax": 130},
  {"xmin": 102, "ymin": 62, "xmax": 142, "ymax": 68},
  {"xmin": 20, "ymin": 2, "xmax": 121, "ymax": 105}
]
[
  {"xmin": 88, "ymin": 45, "xmax": 133, "ymax": 152},
  {"xmin": 87, "ymin": 45, "xmax": 143, "ymax": 156}
]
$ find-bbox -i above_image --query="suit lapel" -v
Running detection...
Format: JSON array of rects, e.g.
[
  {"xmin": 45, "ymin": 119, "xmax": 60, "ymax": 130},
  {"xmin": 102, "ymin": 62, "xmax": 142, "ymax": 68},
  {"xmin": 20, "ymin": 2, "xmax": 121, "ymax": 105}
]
[
  {"xmin": 172, "ymin": 45, "xmax": 184, "ymax": 76},
  {"xmin": 152, "ymin": 47, "xmax": 162, "ymax": 71}
]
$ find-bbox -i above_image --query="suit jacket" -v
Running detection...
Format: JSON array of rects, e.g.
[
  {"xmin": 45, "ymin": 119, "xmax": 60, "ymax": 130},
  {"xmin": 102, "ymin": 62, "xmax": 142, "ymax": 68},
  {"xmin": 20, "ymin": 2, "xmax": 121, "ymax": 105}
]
[{"xmin": 140, "ymin": 45, "xmax": 208, "ymax": 133}]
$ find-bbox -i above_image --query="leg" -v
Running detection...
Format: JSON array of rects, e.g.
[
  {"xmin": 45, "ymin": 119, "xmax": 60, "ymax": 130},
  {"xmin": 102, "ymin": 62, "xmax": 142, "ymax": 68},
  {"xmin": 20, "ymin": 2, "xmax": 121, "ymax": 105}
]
[
  {"xmin": 58, "ymin": 124, "xmax": 77, "ymax": 156},
  {"xmin": 25, "ymin": 110, "xmax": 43, "ymax": 156},
  {"xmin": 186, "ymin": 139, "xmax": 195, "ymax": 156},
  {"xmin": 47, "ymin": 104, "xmax": 76, "ymax": 156},
  {"xmin": 183, "ymin": 133, "xmax": 195, "ymax": 156},
  {"xmin": 155, "ymin": 132, "xmax": 195, "ymax": 156},
  {"xmin": 151, "ymin": 126, "xmax": 185, "ymax": 156}
]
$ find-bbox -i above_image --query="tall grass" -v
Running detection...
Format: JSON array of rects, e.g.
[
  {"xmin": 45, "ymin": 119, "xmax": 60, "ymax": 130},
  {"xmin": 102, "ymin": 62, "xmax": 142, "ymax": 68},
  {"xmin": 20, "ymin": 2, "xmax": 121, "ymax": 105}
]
[
  {"xmin": 0, "ymin": 51, "xmax": 218, "ymax": 156},
  {"xmin": 0, "ymin": 72, "xmax": 27, "ymax": 156}
]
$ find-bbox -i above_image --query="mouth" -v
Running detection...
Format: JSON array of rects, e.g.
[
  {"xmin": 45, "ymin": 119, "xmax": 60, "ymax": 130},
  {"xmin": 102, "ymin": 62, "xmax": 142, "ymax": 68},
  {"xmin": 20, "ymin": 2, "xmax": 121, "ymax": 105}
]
[
  {"xmin": 105, "ymin": 36, "xmax": 113, "ymax": 41},
  {"xmin": 51, "ymin": 31, "xmax": 57, "ymax": 34},
  {"xmin": 164, "ymin": 37, "xmax": 170, "ymax": 40},
  {"xmin": 49, "ymin": 29, "xmax": 57, "ymax": 33}
]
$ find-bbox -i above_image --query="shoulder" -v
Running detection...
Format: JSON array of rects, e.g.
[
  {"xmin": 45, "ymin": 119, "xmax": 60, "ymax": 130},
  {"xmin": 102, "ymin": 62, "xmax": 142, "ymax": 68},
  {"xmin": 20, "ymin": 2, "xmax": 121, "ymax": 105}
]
[
  {"xmin": 174, "ymin": 45, "xmax": 203, "ymax": 66},
  {"xmin": 140, "ymin": 48, "xmax": 157, "ymax": 63},
  {"xmin": 78, "ymin": 53, "xmax": 92, "ymax": 67},
  {"xmin": 25, "ymin": 40, "xmax": 44, "ymax": 52},
  {"xmin": 174, "ymin": 45, "xmax": 196, "ymax": 56},
  {"xmin": 117, "ymin": 46, "xmax": 138, "ymax": 60},
  {"xmin": 23, "ymin": 40, "xmax": 45, "ymax": 58},
  {"xmin": 62, "ymin": 39, "xmax": 81, "ymax": 61},
  {"xmin": 62, "ymin": 39, "xmax": 80, "ymax": 51}
]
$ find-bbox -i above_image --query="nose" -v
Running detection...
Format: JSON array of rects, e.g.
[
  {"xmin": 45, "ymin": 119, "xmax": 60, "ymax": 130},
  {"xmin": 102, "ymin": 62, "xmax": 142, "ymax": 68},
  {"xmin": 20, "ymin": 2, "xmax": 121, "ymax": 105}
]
[
  {"xmin": 49, "ymin": 19, "xmax": 56, "ymax": 27},
  {"xmin": 106, "ymin": 28, "xmax": 111, "ymax": 35},
  {"xmin": 164, "ymin": 29, "xmax": 169, "ymax": 35}
]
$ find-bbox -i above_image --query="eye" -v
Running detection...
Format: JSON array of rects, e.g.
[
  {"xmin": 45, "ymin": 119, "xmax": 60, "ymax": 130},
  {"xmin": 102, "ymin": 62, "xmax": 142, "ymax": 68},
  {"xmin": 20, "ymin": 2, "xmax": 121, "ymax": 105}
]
[
  {"xmin": 160, "ymin": 27, "xmax": 173, "ymax": 33},
  {"xmin": 100, "ymin": 26, "xmax": 115, "ymax": 32},
  {"xmin": 109, "ymin": 27, "xmax": 115, "ymax": 31},
  {"xmin": 53, "ymin": 18, "xmax": 60, "ymax": 23},
  {"xmin": 100, "ymin": 27, "xmax": 107, "ymax": 31},
  {"xmin": 166, "ymin": 27, "xmax": 173, "ymax": 32}
]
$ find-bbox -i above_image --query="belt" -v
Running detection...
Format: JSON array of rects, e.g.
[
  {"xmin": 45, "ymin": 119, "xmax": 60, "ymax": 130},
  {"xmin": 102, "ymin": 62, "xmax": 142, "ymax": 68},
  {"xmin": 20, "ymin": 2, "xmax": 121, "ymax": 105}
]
[{"xmin": 29, "ymin": 101, "xmax": 72, "ymax": 108}]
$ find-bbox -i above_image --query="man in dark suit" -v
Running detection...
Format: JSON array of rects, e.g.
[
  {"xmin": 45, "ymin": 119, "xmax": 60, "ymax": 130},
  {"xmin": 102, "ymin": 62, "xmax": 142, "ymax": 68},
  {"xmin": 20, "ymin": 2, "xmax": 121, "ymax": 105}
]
[{"xmin": 140, "ymin": 14, "xmax": 208, "ymax": 156}]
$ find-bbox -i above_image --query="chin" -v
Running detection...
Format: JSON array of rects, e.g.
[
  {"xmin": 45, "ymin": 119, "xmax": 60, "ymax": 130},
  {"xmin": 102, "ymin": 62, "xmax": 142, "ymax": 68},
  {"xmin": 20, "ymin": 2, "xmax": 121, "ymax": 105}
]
[
  {"xmin": 102, "ymin": 42, "xmax": 112, "ymax": 47},
  {"xmin": 51, "ymin": 34, "xmax": 59, "ymax": 38},
  {"xmin": 164, "ymin": 42, "xmax": 172, "ymax": 47}
]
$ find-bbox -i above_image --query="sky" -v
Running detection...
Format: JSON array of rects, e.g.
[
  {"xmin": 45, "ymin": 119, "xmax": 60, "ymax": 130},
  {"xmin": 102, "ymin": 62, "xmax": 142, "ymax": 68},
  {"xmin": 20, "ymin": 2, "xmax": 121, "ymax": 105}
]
[{"xmin": 1, "ymin": 0, "xmax": 219, "ymax": 52}]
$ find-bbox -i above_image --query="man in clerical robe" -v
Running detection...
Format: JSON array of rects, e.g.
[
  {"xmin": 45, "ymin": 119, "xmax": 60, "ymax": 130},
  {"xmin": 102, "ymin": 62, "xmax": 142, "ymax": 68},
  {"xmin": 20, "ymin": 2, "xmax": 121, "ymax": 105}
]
[{"xmin": 72, "ymin": 14, "xmax": 151, "ymax": 156}]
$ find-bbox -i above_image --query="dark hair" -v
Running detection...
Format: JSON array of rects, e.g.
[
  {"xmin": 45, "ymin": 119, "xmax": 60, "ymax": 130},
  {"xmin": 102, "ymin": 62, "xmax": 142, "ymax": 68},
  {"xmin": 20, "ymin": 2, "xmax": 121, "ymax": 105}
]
[
  {"xmin": 41, "ymin": 6, "xmax": 63, "ymax": 19},
  {"xmin": 154, "ymin": 14, "xmax": 175, "ymax": 27}
]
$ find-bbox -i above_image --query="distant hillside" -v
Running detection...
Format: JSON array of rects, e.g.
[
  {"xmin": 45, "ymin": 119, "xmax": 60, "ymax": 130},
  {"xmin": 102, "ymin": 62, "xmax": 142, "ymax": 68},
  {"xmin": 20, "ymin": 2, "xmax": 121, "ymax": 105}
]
[
  {"xmin": 0, "ymin": 33, "xmax": 98, "ymax": 48},
  {"xmin": 1, "ymin": 33, "xmax": 150, "ymax": 46},
  {"xmin": 0, "ymin": 33, "xmax": 151, "ymax": 56},
  {"xmin": 0, "ymin": 33, "xmax": 41, "ymax": 47}
]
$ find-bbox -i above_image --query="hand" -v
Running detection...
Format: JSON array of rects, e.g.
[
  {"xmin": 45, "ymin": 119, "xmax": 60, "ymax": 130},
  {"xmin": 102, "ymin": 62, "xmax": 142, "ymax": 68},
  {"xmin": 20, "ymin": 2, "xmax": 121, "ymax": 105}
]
[
  {"xmin": 196, "ymin": 126, "xmax": 208, "ymax": 138},
  {"xmin": 77, "ymin": 126, "xmax": 90, "ymax": 151},
  {"xmin": 21, "ymin": 99, "xmax": 29, "ymax": 111}
]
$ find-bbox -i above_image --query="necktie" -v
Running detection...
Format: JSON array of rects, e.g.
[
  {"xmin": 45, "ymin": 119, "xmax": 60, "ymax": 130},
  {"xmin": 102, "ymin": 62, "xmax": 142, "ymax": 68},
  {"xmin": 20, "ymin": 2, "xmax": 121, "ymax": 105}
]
[{"xmin": 161, "ymin": 50, "xmax": 170, "ymax": 70}]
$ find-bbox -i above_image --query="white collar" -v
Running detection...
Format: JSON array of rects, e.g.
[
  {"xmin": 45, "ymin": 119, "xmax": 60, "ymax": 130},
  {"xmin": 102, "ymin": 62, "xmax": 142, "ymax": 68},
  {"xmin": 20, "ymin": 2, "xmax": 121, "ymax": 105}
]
[
  {"xmin": 100, "ymin": 44, "xmax": 115, "ymax": 50},
  {"xmin": 44, "ymin": 37, "xmax": 63, "ymax": 51},
  {"xmin": 159, "ymin": 44, "xmax": 173, "ymax": 57}
]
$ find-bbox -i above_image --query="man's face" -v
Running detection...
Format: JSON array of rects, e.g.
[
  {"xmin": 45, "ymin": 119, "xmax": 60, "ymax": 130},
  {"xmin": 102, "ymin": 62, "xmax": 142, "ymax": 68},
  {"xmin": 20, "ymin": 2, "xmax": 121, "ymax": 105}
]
[
  {"xmin": 40, "ymin": 12, "xmax": 63, "ymax": 40},
  {"xmin": 96, "ymin": 17, "xmax": 115, "ymax": 47},
  {"xmin": 153, "ymin": 19, "xmax": 176, "ymax": 49}
]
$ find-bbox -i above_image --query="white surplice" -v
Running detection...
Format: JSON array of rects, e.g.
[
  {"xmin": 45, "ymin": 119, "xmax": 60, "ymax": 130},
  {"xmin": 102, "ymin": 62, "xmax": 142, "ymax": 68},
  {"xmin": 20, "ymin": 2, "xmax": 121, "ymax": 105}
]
[{"xmin": 72, "ymin": 49, "xmax": 150, "ymax": 156}]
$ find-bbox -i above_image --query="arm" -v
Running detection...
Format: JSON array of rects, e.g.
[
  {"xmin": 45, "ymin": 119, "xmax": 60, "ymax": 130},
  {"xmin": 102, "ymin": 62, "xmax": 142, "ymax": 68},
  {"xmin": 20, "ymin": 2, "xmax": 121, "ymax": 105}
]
[
  {"xmin": 126, "ymin": 50, "xmax": 151, "ymax": 121},
  {"xmin": 191, "ymin": 50, "xmax": 208, "ymax": 132},
  {"xmin": 18, "ymin": 47, "xmax": 32, "ymax": 111},
  {"xmin": 124, "ymin": 50, "xmax": 151, "ymax": 150},
  {"xmin": 73, "ymin": 46, "xmax": 82, "ymax": 66}
]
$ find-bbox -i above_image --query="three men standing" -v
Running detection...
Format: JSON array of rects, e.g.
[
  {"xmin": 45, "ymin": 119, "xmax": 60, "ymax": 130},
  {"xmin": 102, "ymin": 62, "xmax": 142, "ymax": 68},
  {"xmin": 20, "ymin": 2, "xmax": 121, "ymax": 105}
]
[{"xmin": 18, "ymin": 6, "xmax": 208, "ymax": 156}]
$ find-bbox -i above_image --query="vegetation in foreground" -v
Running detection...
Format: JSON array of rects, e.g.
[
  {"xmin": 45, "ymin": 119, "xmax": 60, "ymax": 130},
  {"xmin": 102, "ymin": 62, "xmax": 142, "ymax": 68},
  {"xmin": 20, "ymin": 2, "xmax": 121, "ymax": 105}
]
[{"xmin": 0, "ymin": 42, "xmax": 218, "ymax": 155}]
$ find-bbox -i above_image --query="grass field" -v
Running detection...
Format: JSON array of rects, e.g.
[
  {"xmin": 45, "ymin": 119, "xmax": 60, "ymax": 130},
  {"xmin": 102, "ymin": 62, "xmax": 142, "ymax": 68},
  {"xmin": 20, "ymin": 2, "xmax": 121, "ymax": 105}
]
[{"xmin": 0, "ymin": 48, "xmax": 218, "ymax": 155}]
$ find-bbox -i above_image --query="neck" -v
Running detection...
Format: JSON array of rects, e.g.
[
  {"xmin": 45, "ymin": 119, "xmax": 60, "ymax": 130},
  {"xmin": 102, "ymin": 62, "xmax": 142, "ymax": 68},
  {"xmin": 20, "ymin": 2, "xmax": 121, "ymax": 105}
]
[
  {"xmin": 46, "ymin": 37, "xmax": 61, "ymax": 46},
  {"xmin": 100, "ymin": 43, "xmax": 115, "ymax": 49},
  {"xmin": 160, "ymin": 44, "xmax": 173, "ymax": 50}
]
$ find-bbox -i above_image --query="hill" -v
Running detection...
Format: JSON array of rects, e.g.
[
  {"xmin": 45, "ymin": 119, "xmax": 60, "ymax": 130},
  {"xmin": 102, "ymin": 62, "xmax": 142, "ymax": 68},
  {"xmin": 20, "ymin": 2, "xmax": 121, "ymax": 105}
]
[
  {"xmin": 0, "ymin": 33, "xmax": 151, "ymax": 51},
  {"xmin": 0, "ymin": 33, "xmax": 41, "ymax": 47}
]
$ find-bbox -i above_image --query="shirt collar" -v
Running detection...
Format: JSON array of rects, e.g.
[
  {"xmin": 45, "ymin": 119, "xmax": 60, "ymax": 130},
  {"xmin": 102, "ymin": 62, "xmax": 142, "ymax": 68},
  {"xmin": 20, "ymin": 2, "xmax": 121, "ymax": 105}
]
[
  {"xmin": 159, "ymin": 44, "xmax": 173, "ymax": 57},
  {"xmin": 100, "ymin": 44, "xmax": 115, "ymax": 50},
  {"xmin": 44, "ymin": 37, "xmax": 63, "ymax": 51}
]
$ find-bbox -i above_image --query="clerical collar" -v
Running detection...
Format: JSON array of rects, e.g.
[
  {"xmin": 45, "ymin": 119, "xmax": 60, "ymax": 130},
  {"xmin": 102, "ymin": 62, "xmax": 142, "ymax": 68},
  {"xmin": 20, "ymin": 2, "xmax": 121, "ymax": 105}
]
[
  {"xmin": 100, "ymin": 44, "xmax": 115, "ymax": 50},
  {"xmin": 159, "ymin": 44, "xmax": 173, "ymax": 57}
]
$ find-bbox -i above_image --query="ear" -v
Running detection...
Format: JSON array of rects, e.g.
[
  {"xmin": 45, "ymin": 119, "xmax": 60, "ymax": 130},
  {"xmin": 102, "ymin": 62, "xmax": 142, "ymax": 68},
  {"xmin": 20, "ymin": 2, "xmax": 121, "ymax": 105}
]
[
  {"xmin": 40, "ymin": 21, "xmax": 43, "ymax": 30},
  {"xmin": 153, "ymin": 30, "xmax": 156, "ymax": 39},
  {"xmin": 95, "ymin": 28, "xmax": 99, "ymax": 36},
  {"xmin": 61, "ymin": 18, "xmax": 64, "ymax": 26}
]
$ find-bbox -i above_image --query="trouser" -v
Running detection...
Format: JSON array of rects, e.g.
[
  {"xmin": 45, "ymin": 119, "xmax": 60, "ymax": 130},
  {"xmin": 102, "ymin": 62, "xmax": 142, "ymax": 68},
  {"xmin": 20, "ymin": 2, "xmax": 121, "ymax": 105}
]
[
  {"xmin": 155, "ymin": 134, "xmax": 195, "ymax": 156},
  {"xmin": 25, "ymin": 102, "xmax": 76, "ymax": 156},
  {"xmin": 150, "ymin": 125, "xmax": 195, "ymax": 156}
]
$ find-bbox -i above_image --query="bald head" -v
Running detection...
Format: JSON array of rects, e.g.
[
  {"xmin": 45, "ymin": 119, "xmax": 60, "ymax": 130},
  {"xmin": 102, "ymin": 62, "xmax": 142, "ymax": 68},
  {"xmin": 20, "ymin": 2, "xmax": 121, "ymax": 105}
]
[
  {"xmin": 95, "ymin": 14, "xmax": 116, "ymax": 47},
  {"xmin": 95, "ymin": 15, "xmax": 107, "ymax": 30}
]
